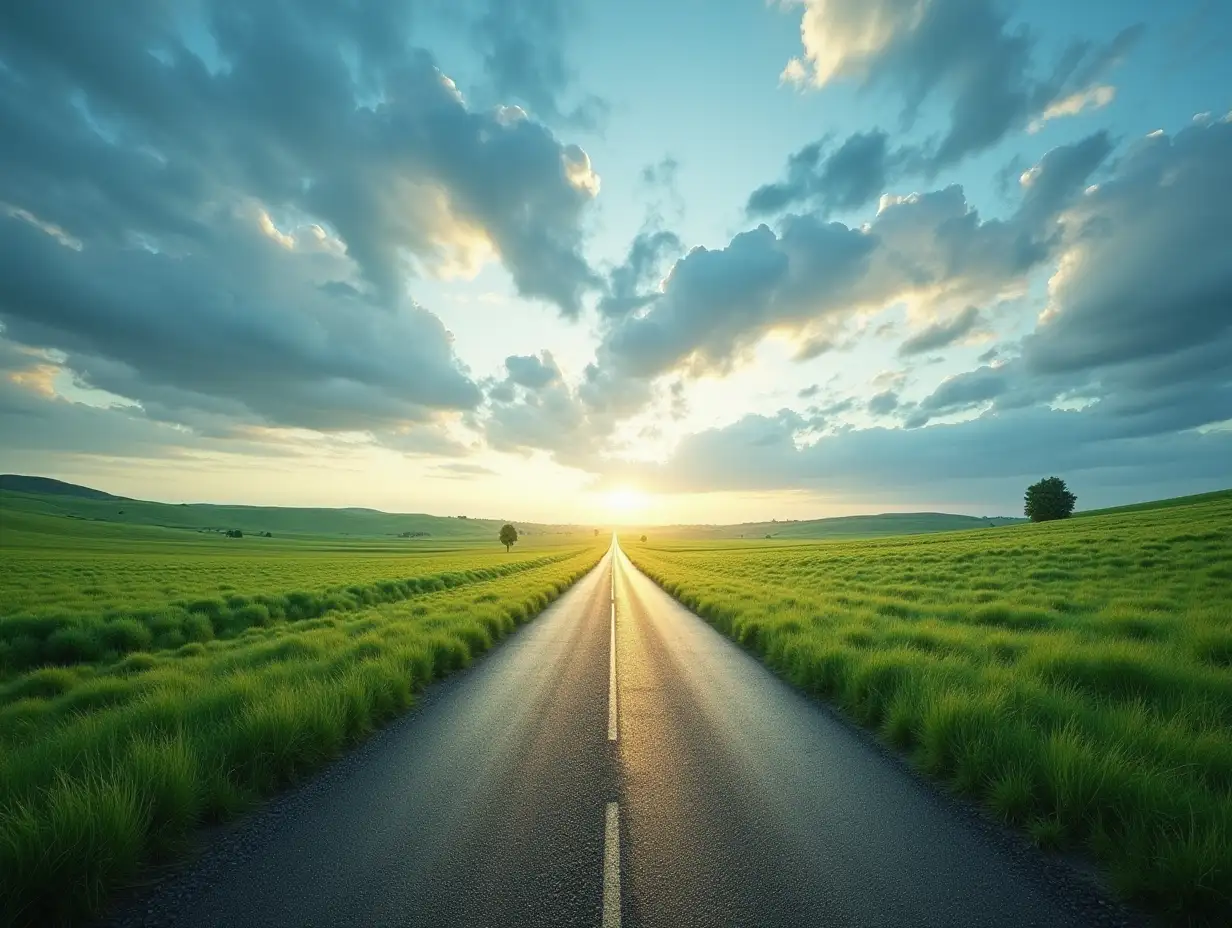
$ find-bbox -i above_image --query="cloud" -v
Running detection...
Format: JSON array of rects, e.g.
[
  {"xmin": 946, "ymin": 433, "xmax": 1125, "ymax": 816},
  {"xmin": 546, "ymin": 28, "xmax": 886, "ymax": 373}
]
[
  {"xmin": 599, "ymin": 229, "xmax": 684, "ymax": 318},
  {"xmin": 905, "ymin": 365, "xmax": 1012, "ymax": 426},
  {"xmin": 484, "ymin": 370, "xmax": 591, "ymax": 457},
  {"xmin": 615, "ymin": 404, "xmax": 1232, "ymax": 507},
  {"xmin": 597, "ymin": 132, "xmax": 1110, "ymax": 385},
  {"xmin": 1029, "ymin": 85, "xmax": 1116, "ymax": 133},
  {"xmin": 596, "ymin": 115, "xmax": 1232, "ymax": 507},
  {"xmin": 0, "ymin": 207, "xmax": 479, "ymax": 433},
  {"xmin": 898, "ymin": 305, "xmax": 982, "ymax": 356},
  {"xmin": 867, "ymin": 390, "xmax": 900, "ymax": 415},
  {"xmin": 0, "ymin": 1, "xmax": 610, "ymax": 455},
  {"xmin": 429, "ymin": 462, "xmax": 498, "ymax": 479},
  {"xmin": 504, "ymin": 351, "xmax": 563, "ymax": 390},
  {"xmin": 903, "ymin": 117, "xmax": 1232, "ymax": 432},
  {"xmin": 470, "ymin": 0, "xmax": 608, "ymax": 129},
  {"xmin": 768, "ymin": 1, "xmax": 1143, "ymax": 212},
  {"xmin": 1023, "ymin": 118, "xmax": 1232, "ymax": 377},
  {"xmin": 747, "ymin": 130, "xmax": 911, "ymax": 218}
]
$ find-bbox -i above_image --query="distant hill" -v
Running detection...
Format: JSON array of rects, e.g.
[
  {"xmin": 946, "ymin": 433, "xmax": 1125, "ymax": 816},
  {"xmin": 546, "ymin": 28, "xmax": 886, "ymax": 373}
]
[
  {"xmin": 1075, "ymin": 488, "xmax": 1232, "ymax": 518},
  {"xmin": 633, "ymin": 511, "xmax": 1025, "ymax": 541},
  {"xmin": 0, "ymin": 475, "xmax": 127, "ymax": 501},
  {"xmin": 0, "ymin": 479, "xmax": 591, "ymax": 542},
  {"xmin": 6, "ymin": 473, "xmax": 1223, "ymax": 546}
]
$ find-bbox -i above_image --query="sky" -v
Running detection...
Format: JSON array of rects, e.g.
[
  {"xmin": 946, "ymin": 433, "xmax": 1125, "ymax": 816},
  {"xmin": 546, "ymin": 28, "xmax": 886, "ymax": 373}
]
[{"xmin": 1, "ymin": 0, "xmax": 1230, "ymax": 525}]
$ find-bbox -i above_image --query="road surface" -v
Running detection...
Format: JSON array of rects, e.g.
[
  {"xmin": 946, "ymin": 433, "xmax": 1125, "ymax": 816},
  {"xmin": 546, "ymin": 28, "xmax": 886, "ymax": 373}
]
[{"xmin": 103, "ymin": 541, "xmax": 1138, "ymax": 927}]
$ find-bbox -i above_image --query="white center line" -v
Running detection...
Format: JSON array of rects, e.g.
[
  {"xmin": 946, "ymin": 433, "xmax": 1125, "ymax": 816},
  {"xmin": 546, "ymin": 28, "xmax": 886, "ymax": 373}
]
[
  {"xmin": 607, "ymin": 606, "xmax": 618, "ymax": 741},
  {"xmin": 603, "ymin": 802, "xmax": 622, "ymax": 928},
  {"xmin": 608, "ymin": 550, "xmax": 618, "ymax": 742}
]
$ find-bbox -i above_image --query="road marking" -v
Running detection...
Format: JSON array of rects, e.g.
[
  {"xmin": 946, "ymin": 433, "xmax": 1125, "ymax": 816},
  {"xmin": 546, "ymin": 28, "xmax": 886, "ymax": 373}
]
[
  {"xmin": 603, "ymin": 802, "xmax": 621, "ymax": 928},
  {"xmin": 608, "ymin": 552, "xmax": 618, "ymax": 741},
  {"xmin": 608, "ymin": 600, "xmax": 618, "ymax": 742}
]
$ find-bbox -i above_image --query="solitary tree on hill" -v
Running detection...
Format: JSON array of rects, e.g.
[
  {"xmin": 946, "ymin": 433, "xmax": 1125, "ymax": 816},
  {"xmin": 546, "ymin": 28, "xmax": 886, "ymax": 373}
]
[
  {"xmin": 640, "ymin": 534, "xmax": 647, "ymax": 543},
  {"xmin": 499, "ymin": 523, "xmax": 518, "ymax": 552},
  {"xmin": 1024, "ymin": 477, "xmax": 1077, "ymax": 522}
]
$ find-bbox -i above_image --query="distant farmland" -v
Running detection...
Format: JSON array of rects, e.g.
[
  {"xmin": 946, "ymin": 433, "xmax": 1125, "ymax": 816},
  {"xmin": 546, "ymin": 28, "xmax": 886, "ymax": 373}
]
[{"xmin": 623, "ymin": 491, "xmax": 1232, "ymax": 922}]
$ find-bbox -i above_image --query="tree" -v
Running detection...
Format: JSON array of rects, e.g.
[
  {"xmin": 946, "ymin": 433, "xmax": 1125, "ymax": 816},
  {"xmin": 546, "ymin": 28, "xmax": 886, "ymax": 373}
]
[
  {"xmin": 594, "ymin": 528, "xmax": 599, "ymax": 537},
  {"xmin": 1024, "ymin": 477, "xmax": 1077, "ymax": 522},
  {"xmin": 640, "ymin": 534, "xmax": 647, "ymax": 543},
  {"xmin": 499, "ymin": 523, "xmax": 518, "ymax": 552}
]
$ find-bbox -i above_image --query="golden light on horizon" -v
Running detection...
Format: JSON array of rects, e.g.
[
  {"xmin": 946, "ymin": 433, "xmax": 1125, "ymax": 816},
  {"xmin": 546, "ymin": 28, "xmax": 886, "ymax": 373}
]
[{"xmin": 604, "ymin": 486, "xmax": 649, "ymax": 520}]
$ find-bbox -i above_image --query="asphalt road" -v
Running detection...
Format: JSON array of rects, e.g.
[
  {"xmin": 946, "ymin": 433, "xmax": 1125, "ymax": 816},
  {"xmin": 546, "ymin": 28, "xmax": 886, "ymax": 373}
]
[{"xmin": 103, "ymin": 541, "xmax": 1140, "ymax": 928}]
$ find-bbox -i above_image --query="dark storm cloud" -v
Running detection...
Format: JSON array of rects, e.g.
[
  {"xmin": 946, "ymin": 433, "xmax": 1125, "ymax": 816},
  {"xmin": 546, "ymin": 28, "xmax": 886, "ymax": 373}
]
[
  {"xmin": 898, "ymin": 306, "xmax": 982, "ymax": 356},
  {"xmin": 0, "ymin": 0, "xmax": 602, "ymax": 443}
]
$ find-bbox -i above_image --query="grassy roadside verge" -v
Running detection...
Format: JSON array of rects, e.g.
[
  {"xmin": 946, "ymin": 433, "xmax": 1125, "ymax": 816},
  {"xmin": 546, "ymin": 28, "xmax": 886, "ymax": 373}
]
[
  {"xmin": 0, "ymin": 547, "xmax": 585, "ymax": 675},
  {"xmin": 0, "ymin": 543, "xmax": 605, "ymax": 927},
  {"xmin": 622, "ymin": 496, "xmax": 1232, "ymax": 924}
]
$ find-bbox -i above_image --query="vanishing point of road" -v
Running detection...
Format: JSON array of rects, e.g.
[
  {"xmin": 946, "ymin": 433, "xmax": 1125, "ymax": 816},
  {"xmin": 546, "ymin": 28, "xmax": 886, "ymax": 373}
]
[{"xmin": 103, "ymin": 541, "xmax": 1142, "ymax": 928}]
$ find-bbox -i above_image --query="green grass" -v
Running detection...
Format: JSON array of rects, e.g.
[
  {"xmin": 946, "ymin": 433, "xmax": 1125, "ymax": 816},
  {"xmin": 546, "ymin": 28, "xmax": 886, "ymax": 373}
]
[
  {"xmin": 621, "ymin": 491, "xmax": 1232, "ymax": 924},
  {"xmin": 1075, "ymin": 488, "xmax": 1232, "ymax": 518},
  {"xmin": 0, "ymin": 512, "xmax": 605, "ymax": 926},
  {"xmin": 0, "ymin": 511, "xmax": 596, "ymax": 676}
]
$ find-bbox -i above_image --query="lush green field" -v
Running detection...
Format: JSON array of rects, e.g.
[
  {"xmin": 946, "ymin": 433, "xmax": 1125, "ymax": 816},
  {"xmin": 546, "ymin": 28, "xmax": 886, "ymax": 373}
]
[
  {"xmin": 622, "ymin": 493, "xmax": 1232, "ymax": 923},
  {"xmin": 0, "ymin": 512, "xmax": 605, "ymax": 926},
  {"xmin": 0, "ymin": 508, "xmax": 593, "ymax": 676}
]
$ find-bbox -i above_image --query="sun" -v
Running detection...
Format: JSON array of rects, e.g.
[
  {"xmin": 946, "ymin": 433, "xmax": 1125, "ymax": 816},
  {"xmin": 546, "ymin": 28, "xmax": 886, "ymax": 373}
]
[{"xmin": 604, "ymin": 486, "xmax": 649, "ymax": 519}]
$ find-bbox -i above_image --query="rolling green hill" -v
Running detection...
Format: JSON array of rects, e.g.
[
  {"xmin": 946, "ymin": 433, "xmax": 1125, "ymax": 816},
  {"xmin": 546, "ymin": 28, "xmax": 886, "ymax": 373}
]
[
  {"xmin": 0, "ymin": 480, "xmax": 590, "ymax": 543},
  {"xmin": 636, "ymin": 511, "xmax": 1025, "ymax": 541},
  {"xmin": 0, "ymin": 475, "xmax": 125, "ymax": 501},
  {"xmin": 1074, "ymin": 487, "xmax": 1232, "ymax": 518},
  {"xmin": 4, "ymin": 476, "xmax": 1227, "ymax": 548}
]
